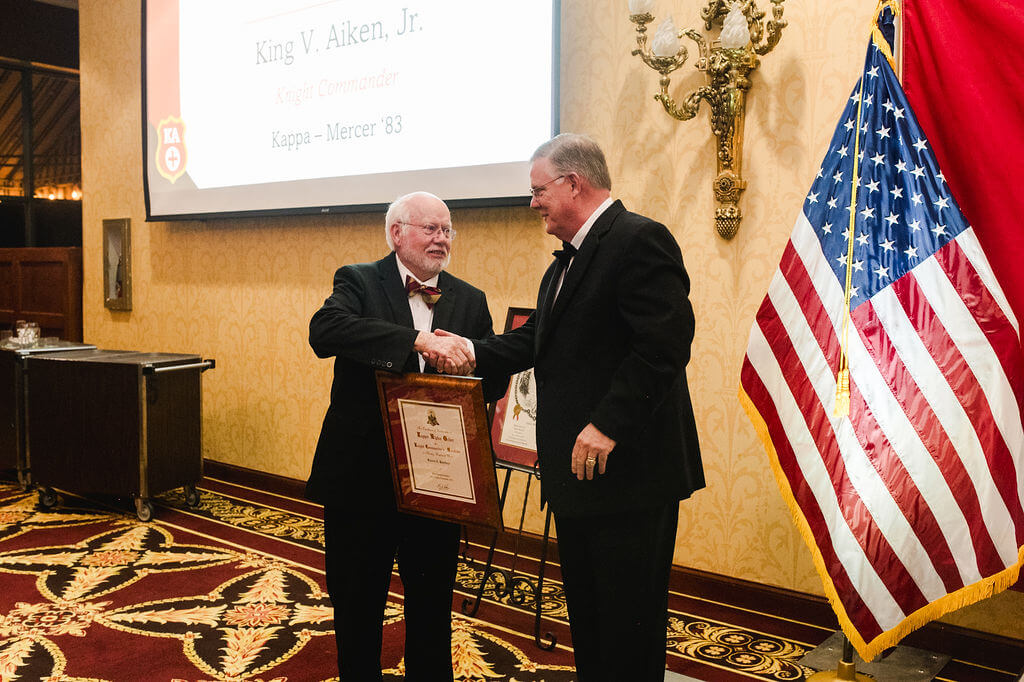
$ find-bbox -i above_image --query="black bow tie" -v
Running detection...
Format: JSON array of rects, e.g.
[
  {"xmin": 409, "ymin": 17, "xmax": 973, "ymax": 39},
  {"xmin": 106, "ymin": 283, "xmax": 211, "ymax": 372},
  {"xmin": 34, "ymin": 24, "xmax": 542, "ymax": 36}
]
[{"xmin": 552, "ymin": 242, "xmax": 577, "ymax": 267}]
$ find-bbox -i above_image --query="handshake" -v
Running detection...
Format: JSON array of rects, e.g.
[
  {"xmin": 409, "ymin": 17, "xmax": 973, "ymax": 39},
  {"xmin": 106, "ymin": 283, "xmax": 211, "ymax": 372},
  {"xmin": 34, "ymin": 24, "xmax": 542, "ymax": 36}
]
[{"xmin": 415, "ymin": 329, "xmax": 475, "ymax": 375}]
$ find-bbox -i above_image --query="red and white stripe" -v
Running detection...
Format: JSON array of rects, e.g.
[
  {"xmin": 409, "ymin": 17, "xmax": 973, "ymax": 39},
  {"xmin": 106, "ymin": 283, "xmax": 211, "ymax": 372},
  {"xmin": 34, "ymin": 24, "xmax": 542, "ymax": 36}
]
[{"xmin": 741, "ymin": 212, "xmax": 1024, "ymax": 646}]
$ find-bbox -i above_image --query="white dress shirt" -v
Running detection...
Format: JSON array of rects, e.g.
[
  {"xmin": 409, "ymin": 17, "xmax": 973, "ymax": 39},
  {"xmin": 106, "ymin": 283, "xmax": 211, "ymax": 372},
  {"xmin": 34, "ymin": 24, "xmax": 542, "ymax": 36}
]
[
  {"xmin": 554, "ymin": 196, "xmax": 615, "ymax": 300},
  {"xmin": 396, "ymin": 256, "xmax": 438, "ymax": 371}
]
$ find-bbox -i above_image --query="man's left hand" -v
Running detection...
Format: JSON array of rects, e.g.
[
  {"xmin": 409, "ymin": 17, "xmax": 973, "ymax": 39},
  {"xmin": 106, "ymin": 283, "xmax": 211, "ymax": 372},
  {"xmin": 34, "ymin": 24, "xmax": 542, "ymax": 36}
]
[{"xmin": 571, "ymin": 423, "xmax": 616, "ymax": 481}]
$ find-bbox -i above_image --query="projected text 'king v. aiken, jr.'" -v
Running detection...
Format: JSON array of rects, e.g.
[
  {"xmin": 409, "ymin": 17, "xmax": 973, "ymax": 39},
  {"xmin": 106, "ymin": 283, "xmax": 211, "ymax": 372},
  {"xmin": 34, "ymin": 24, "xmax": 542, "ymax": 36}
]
[{"xmin": 254, "ymin": 7, "xmax": 422, "ymax": 67}]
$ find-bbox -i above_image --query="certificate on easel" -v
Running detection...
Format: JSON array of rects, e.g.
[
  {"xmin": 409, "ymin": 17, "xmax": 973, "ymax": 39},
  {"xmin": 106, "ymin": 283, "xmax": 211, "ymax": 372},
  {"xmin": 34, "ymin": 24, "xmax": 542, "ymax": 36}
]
[
  {"xmin": 376, "ymin": 371, "xmax": 503, "ymax": 530},
  {"xmin": 490, "ymin": 307, "xmax": 539, "ymax": 472}
]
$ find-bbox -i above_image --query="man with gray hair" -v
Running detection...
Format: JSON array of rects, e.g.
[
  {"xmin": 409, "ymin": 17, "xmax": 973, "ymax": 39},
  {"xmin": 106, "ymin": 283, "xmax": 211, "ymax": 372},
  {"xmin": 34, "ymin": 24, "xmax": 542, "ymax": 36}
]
[
  {"xmin": 435, "ymin": 134, "xmax": 704, "ymax": 679},
  {"xmin": 307, "ymin": 191, "xmax": 498, "ymax": 680}
]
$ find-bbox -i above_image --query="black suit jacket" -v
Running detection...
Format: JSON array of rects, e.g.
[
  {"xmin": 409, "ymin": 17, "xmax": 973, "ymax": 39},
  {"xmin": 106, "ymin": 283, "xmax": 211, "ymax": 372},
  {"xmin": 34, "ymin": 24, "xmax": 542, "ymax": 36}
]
[
  {"xmin": 306, "ymin": 253, "xmax": 498, "ymax": 507},
  {"xmin": 474, "ymin": 201, "xmax": 704, "ymax": 518}
]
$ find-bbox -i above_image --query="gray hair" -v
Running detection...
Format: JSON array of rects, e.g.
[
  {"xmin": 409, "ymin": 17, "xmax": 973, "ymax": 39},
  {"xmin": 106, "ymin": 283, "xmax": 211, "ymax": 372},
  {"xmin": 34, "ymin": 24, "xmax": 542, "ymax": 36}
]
[
  {"xmin": 531, "ymin": 133, "xmax": 612, "ymax": 191},
  {"xmin": 384, "ymin": 191, "xmax": 444, "ymax": 250}
]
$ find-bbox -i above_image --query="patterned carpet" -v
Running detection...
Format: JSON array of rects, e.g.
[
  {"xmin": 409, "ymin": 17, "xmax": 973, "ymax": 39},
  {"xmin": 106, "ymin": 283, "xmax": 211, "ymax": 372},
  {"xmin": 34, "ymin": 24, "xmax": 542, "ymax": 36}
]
[{"xmin": 1, "ymin": 475, "xmax": 1022, "ymax": 681}]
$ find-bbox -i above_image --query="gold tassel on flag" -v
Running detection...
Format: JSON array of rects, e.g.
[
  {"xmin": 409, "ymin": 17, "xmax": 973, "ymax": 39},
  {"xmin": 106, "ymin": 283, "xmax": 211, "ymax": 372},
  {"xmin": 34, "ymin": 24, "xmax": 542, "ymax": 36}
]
[
  {"xmin": 834, "ymin": 0, "xmax": 903, "ymax": 419},
  {"xmin": 833, "ymin": 369, "xmax": 850, "ymax": 418},
  {"xmin": 834, "ymin": 80, "xmax": 864, "ymax": 419},
  {"xmin": 832, "ymin": 3, "xmax": 902, "ymax": 418}
]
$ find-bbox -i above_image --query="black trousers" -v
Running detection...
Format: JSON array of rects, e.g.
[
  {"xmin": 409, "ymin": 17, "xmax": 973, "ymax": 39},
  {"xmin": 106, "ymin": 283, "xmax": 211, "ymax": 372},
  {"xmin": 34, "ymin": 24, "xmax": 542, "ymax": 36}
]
[
  {"xmin": 554, "ymin": 502, "xmax": 679, "ymax": 682},
  {"xmin": 323, "ymin": 503, "xmax": 461, "ymax": 681}
]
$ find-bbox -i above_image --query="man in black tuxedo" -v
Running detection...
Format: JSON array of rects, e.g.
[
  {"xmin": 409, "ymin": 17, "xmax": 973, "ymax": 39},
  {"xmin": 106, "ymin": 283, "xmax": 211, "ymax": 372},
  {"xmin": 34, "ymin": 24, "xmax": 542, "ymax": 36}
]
[
  {"xmin": 307, "ymin": 191, "xmax": 495, "ymax": 681},
  {"xmin": 437, "ymin": 134, "xmax": 704, "ymax": 680}
]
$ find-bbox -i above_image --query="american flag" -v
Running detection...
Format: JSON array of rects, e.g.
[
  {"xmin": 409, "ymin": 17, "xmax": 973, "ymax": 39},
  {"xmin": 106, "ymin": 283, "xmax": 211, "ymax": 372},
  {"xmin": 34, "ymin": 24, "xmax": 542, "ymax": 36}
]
[{"xmin": 740, "ymin": 8, "xmax": 1024, "ymax": 660}]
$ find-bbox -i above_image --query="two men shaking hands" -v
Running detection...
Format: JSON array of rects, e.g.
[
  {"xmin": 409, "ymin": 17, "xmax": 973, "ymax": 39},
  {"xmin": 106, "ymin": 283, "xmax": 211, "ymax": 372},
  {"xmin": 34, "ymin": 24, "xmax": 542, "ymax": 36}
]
[{"xmin": 309, "ymin": 132, "xmax": 704, "ymax": 682}]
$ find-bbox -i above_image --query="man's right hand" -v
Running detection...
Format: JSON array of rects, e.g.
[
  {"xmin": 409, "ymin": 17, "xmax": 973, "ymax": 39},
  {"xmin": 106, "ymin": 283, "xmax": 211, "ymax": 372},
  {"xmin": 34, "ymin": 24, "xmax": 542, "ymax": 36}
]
[{"xmin": 415, "ymin": 330, "xmax": 475, "ymax": 375}]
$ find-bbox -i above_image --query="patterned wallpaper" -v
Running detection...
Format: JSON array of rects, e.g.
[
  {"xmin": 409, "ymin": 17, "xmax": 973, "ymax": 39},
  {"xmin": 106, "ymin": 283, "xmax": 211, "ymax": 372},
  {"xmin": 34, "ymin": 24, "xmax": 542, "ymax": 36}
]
[{"xmin": 77, "ymin": 0, "xmax": 913, "ymax": 604}]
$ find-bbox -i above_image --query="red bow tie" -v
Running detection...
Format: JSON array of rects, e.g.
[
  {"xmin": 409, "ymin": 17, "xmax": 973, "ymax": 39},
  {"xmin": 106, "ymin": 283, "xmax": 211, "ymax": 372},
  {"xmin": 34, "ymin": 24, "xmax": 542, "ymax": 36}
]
[{"xmin": 405, "ymin": 275, "xmax": 442, "ymax": 309}]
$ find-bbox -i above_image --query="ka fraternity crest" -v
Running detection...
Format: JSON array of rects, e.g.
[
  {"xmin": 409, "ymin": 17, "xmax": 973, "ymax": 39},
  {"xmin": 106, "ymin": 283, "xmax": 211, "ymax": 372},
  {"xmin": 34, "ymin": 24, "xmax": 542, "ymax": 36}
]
[{"xmin": 156, "ymin": 115, "xmax": 187, "ymax": 183}]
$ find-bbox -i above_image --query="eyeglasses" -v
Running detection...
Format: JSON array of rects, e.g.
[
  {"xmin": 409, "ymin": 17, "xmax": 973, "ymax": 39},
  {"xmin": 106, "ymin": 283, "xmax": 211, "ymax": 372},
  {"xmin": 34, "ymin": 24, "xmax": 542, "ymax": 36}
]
[
  {"xmin": 528, "ymin": 175, "xmax": 565, "ymax": 198},
  {"xmin": 398, "ymin": 221, "xmax": 456, "ymax": 239}
]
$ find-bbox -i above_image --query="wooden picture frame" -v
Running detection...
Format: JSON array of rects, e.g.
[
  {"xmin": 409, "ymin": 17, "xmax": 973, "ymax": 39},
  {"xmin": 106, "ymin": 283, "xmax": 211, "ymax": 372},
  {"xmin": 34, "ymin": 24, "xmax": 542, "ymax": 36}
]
[
  {"xmin": 376, "ymin": 371, "xmax": 503, "ymax": 530},
  {"xmin": 102, "ymin": 218, "xmax": 132, "ymax": 311}
]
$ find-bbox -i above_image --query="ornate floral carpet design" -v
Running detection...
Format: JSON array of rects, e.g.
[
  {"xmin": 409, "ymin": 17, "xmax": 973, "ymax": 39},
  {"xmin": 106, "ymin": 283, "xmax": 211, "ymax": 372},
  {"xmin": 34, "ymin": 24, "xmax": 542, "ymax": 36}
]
[
  {"xmin": 1, "ymin": 476, "xmax": 1021, "ymax": 681},
  {"xmin": 0, "ymin": 481, "xmax": 578, "ymax": 681}
]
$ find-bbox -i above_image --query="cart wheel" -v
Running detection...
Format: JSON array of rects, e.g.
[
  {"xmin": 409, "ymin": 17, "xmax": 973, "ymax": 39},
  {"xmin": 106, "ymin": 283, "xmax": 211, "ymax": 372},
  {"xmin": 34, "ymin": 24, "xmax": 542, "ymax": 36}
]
[
  {"xmin": 38, "ymin": 487, "xmax": 57, "ymax": 509},
  {"xmin": 135, "ymin": 498, "xmax": 154, "ymax": 522},
  {"xmin": 184, "ymin": 485, "xmax": 201, "ymax": 508}
]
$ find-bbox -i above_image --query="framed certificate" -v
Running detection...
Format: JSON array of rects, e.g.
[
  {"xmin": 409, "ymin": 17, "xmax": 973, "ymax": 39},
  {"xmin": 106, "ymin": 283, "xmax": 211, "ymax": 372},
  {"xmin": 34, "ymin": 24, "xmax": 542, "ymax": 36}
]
[
  {"xmin": 490, "ymin": 307, "xmax": 539, "ymax": 472},
  {"xmin": 376, "ymin": 371, "xmax": 503, "ymax": 530}
]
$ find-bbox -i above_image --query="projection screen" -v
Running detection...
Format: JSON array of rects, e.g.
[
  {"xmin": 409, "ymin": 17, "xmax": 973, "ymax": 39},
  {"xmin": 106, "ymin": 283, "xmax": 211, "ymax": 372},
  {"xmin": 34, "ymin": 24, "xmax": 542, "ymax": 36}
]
[{"xmin": 142, "ymin": 0, "xmax": 560, "ymax": 220}]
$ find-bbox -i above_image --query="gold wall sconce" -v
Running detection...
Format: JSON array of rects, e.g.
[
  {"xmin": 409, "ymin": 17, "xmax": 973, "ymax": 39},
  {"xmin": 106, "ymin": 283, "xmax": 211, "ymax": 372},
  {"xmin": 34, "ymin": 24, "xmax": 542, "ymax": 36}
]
[{"xmin": 628, "ymin": 0, "xmax": 787, "ymax": 239}]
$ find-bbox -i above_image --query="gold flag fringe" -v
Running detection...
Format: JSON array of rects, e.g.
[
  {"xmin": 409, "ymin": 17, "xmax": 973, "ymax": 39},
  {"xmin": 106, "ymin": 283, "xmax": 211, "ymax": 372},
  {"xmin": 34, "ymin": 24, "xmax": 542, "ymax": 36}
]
[
  {"xmin": 739, "ymin": 386, "xmax": 1024, "ymax": 662},
  {"xmin": 871, "ymin": 0, "xmax": 900, "ymax": 71}
]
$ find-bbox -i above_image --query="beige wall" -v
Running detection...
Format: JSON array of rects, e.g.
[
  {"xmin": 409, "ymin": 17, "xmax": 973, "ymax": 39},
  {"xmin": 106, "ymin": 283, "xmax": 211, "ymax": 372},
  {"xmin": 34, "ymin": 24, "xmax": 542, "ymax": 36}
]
[{"xmin": 78, "ymin": 0, "xmax": 1023, "ymax": 637}]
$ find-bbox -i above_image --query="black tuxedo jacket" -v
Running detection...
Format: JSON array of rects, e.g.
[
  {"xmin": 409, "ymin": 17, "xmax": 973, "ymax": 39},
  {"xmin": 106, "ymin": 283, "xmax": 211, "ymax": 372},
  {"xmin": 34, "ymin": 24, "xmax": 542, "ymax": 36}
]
[
  {"xmin": 306, "ymin": 253, "xmax": 498, "ymax": 506},
  {"xmin": 474, "ymin": 201, "xmax": 704, "ymax": 517}
]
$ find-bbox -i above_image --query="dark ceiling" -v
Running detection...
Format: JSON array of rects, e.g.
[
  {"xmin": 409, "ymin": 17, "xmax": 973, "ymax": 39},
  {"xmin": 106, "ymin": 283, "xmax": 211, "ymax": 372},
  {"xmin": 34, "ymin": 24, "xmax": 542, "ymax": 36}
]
[
  {"xmin": 0, "ymin": 0, "xmax": 79, "ymax": 70},
  {"xmin": 0, "ymin": 0, "xmax": 80, "ymax": 198}
]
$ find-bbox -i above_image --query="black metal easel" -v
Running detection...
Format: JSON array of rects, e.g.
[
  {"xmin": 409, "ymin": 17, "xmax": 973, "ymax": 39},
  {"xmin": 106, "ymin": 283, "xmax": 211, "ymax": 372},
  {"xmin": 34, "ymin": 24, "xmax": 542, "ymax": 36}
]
[{"xmin": 461, "ymin": 459, "xmax": 557, "ymax": 650}]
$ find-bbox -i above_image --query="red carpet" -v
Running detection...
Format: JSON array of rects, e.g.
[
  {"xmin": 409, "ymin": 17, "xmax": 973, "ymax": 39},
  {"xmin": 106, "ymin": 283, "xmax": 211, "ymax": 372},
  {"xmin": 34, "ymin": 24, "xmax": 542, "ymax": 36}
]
[
  {"xmin": 0, "ymin": 480, "xmax": 577, "ymax": 680},
  {"xmin": 1, "ymin": 473, "xmax": 1022, "ymax": 681}
]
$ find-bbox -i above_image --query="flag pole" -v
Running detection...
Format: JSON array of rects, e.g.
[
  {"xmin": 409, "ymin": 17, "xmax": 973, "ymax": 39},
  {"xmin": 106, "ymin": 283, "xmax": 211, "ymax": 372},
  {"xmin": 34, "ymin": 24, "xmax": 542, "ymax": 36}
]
[
  {"xmin": 833, "ymin": 0, "xmax": 900, "ymax": 419},
  {"xmin": 820, "ymin": 12, "xmax": 898, "ymax": 680},
  {"xmin": 807, "ymin": 634, "xmax": 871, "ymax": 681}
]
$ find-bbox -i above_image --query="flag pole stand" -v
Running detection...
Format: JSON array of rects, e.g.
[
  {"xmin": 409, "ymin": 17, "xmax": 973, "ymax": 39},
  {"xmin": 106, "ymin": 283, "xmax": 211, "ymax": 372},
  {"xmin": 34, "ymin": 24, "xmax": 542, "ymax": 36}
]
[
  {"xmin": 807, "ymin": 635, "xmax": 871, "ymax": 682},
  {"xmin": 801, "ymin": 631, "xmax": 950, "ymax": 680}
]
